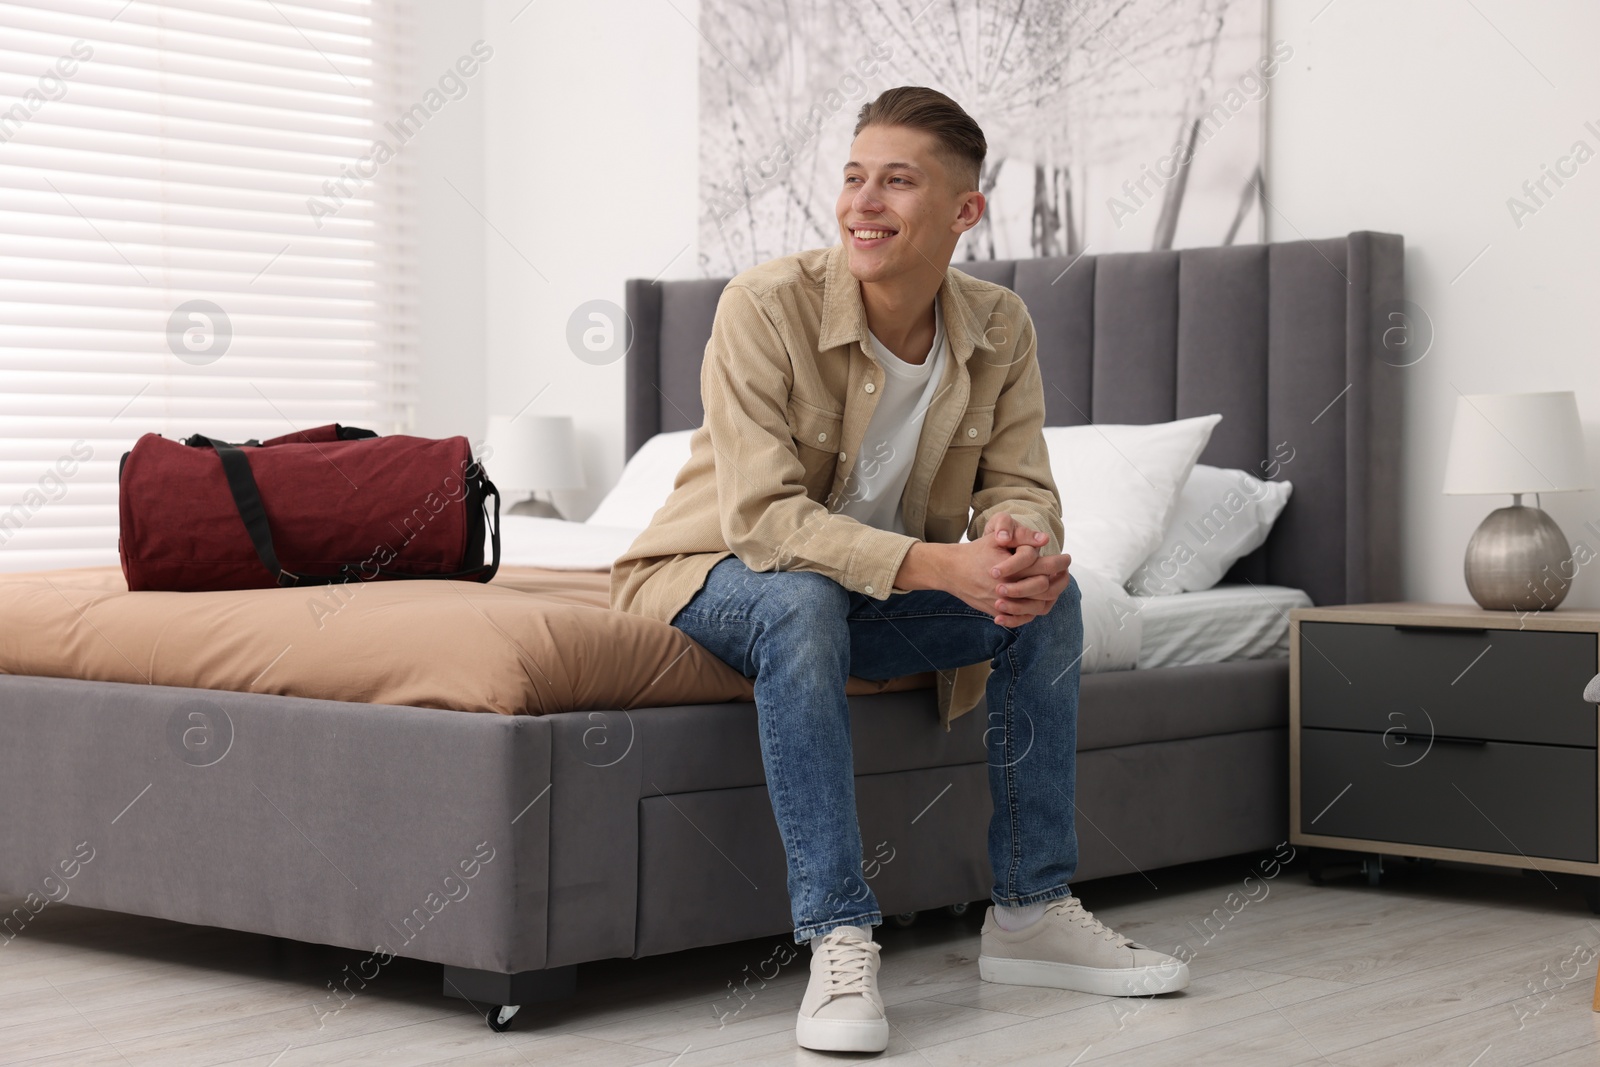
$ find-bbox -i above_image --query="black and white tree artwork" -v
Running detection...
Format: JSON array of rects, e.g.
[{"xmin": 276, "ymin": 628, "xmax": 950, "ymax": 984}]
[{"xmin": 698, "ymin": 0, "xmax": 1273, "ymax": 276}]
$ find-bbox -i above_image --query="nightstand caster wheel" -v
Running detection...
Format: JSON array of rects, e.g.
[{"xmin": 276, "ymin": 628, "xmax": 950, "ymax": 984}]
[
  {"xmin": 889, "ymin": 912, "xmax": 918, "ymax": 928},
  {"xmin": 1583, "ymin": 878, "xmax": 1600, "ymax": 916},
  {"xmin": 487, "ymin": 1004, "xmax": 520, "ymax": 1032},
  {"xmin": 1362, "ymin": 855, "xmax": 1384, "ymax": 887},
  {"xmin": 1306, "ymin": 849, "xmax": 1325, "ymax": 886},
  {"xmin": 945, "ymin": 902, "xmax": 970, "ymax": 918},
  {"xmin": 1402, "ymin": 856, "xmax": 1436, "ymax": 871}
]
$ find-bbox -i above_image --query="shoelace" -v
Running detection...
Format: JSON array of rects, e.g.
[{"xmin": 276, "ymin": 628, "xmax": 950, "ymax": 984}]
[
  {"xmin": 1046, "ymin": 897, "xmax": 1133, "ymax": 946},
  {"xmin": 816, "ymin": 931, "xmax": 883, "ymax": 1004}
]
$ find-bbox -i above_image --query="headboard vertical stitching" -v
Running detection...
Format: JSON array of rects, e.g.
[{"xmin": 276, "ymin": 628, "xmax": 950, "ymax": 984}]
[{"xmin": 622, "ymin": 232, "xmax": 1402, "ymax": 608}]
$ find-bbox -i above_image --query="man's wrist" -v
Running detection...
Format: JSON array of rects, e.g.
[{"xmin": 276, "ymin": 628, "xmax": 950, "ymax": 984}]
[{"xmin": 893, "ymin": 541, "xmax": 951, "ymax": 592}]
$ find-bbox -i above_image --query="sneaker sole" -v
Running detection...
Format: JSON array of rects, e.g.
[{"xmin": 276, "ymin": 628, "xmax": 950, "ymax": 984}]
[
  {"xmin": 978, "ymin": 954, "xmax": 1190, "ymax": 996},
  {"xmin": 795, "ymin": 1013, "xmax": 890, "ymax": 1053}
]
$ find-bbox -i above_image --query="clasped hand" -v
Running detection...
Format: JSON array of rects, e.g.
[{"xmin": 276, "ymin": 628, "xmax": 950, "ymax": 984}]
[{"xmin": 950, "ymin": 512, "xmax": 1072, "ymax": 628}]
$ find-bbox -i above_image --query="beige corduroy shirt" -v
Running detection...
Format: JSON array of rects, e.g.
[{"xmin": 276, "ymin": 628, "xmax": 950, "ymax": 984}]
[{"xmin": 609, "ymin": 242, "xmax": 1064, "ymax": 729}]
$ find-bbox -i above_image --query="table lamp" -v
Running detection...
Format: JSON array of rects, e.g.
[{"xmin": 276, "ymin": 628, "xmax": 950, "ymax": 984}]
[
  {"xmin": 1442, "ymin": 391, "xmax": 1590, "ymax": 610},
  {"xmin": 484, "ymin": 414, "xmax": 585, "ymax": 519}
]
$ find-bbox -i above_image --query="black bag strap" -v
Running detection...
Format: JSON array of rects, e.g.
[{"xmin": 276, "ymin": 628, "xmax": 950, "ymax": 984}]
[
  {"xmin": 200, "ymin": 438, "xmax": 501, "ymax": 588},
  {"xmin": 184, "ymin": 424, "xmax": 376, "ymax": 449},
  {"xmin": 210, "ymin": 441, "xmax": 295, "ymax": 585},
  {"xmin": 186, "ymin": 433, "xmax": 261, "ymax": 449}
]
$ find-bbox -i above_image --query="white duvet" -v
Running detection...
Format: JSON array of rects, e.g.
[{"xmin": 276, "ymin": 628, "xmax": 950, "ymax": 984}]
[
  {"xmin": 499, "ymin": 515, "xmax": 1143, "ymax": 674},
  {"xmin": 1070, "ymin": 565, "xmax": 1144, "ymax": 674}
]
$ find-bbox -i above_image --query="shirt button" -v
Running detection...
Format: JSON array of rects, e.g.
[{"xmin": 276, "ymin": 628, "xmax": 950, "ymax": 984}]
[
  {"xmin": 817, "ymin": 431, "xmax": 827, "ymax": 442},
  {"xmin": 839, "ymin": 451, "xmax": 846, "ymax": 462},
  {"xmin": 967, "ymin": 427, "xmax": 979, "ymax": 438},
  {"xmin": 864, "ymin": 584, "xmax": 875, "ymax": 595},
  {"xmin": 864, "ymin": 382, "xmax": 876, "ymax": 394}
]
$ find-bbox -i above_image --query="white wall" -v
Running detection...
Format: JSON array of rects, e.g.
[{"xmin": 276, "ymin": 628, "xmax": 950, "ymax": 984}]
[
  {"xmin": 1268, "ymin": 0, "xmax": 1600, "ymax": 606},
  {"xmin": 480, "ymin": 0, "xmax": 700, "ymax": 519},
  {"xmin": 410, "ymin": 1, "xmax": 488, "ymax": 441},
  {"xmin": 465, "ymin": 0, "xmax": 1600, "ymax": 606}
]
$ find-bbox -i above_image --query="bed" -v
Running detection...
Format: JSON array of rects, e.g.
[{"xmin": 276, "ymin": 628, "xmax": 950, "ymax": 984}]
[{"xmin": 0, "ymin": 231, "xmax": 1404, "ymax": 1027}]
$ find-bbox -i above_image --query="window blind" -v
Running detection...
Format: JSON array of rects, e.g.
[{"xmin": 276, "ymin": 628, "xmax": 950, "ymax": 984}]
[{"xmin": 0, "ymin": 0, "xmax": 415, "ymax": 572}]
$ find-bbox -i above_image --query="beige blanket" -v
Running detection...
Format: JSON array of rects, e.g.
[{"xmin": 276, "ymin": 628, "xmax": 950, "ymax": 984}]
[{"xmin": 0, "ymin": 566, "xmax": 928, "ymax": 715}]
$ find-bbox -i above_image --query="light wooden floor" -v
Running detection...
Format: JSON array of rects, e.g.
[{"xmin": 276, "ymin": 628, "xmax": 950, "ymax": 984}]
[{"xmin": 3, "ymin": 852, "xmax": 1599, "ymax": 1065}]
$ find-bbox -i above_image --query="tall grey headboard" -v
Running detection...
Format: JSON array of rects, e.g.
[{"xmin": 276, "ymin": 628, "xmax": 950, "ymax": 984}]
[{"xmin": 624, "ymin": 232, "xmax": 1404, "ymax": 608}]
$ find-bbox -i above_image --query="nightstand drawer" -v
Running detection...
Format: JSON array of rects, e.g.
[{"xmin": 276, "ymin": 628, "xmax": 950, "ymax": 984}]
[
  {"xmin": 1299, "ymin": 622, "xmax": 1597, "ymax": 748},
  {"xmin": 1300, "ymin": 728, "xmax": 1597, "ymax": 862}
]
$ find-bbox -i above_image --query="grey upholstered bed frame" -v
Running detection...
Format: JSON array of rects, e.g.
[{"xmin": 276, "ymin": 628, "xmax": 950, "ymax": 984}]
[{"xmin": 0, "ymin": 232, "xmax": 1403, "ymax": 1028}]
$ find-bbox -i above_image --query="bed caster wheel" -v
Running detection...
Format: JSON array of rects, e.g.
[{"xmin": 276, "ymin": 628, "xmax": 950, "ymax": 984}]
[
  {"xmin": 487, "ymin": 1004, "xmax": 520, "ymax": 1032},
  {"xmin": 1362, "ymin": 855, "xmax": 1384, "ymax": 887},
  {"xmin": 889, "ymin": 912, "xmax": 918, "ymax": 928},
  {"xmin": 945, "ymin": 902, "xmax": 970, "ymax": 918}
]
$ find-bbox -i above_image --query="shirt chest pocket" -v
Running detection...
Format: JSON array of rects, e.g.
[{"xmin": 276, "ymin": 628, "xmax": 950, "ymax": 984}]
[
  {"xmin": 788, "ymin": 398, "xmax": 844, "ymax": 452},
  {"xmin": 925, "ymin": 404, "xmax": 997, "ymax": 536},
  {"xmin": 950, "ymin": 405, "xmax": 995, "ymax": 448},
  {"xmin": 786, "ymin": 398, "xmax": 844, "ymax": 496}
]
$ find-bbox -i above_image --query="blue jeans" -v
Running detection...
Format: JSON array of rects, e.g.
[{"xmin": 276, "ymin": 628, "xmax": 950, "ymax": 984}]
[{"xmin": 670, "ymin": 555, "xmax": 1082, "ymax": 944}]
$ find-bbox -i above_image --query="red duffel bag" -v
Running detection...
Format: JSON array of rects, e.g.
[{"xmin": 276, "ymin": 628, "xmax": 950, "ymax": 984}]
[{"xmin": 118, "ymin": 423, "xmax": 500, "ymax": 592}]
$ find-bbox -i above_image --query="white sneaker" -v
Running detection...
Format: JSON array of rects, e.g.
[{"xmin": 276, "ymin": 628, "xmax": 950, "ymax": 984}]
[
  {"xmin": 980, "ymin": 896, "xmax": 1189, "ymax": 996},
  {"xmin": 795, "ymin": 925, "xmax": 889, "ymax": 1052}
]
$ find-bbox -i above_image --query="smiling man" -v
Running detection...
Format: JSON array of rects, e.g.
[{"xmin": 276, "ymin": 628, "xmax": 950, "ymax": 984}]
[{"xmin": 611, "ymin": 87, "xmax": 1187, "ymax": 1053}]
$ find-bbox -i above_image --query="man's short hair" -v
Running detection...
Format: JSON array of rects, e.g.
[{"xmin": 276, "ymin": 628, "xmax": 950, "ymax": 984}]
[{"xmin": 852, "ymin": 86, "xmax": 986, "ymax": 193}]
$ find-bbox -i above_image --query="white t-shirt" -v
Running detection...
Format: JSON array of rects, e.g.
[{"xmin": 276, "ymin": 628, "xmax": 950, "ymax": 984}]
[{"xmin": 833, "ymin": 299, "xmax": 948, "ymax": 535}]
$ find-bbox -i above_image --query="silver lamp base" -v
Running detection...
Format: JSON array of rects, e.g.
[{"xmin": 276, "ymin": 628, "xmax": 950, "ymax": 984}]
[
  {"xmin": 1463, "ymin": 504, "xmax": 1572, "ymax": 611},
  {"xmin": 507, "ymin": 495, "xmax": 563, "ymax": 519}
]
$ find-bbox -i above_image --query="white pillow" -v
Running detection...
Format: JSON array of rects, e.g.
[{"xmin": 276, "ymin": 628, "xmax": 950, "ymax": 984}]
[
  {"xmin": 1042, "ymin": 415, "xmax": 1220, "ymax": 584},
  {"xmin": 1127, "ymin": 465, "xmax": 1293, "ymax": 595},
  {"xmin": 585, "ymin": 429, "xmax": 695, "ymax": 528}
]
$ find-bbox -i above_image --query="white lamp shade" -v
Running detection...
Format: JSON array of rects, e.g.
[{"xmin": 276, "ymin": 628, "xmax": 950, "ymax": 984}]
[
  {"xmin": 1442, "ymin": 391, "xmax": 1590, "ymax": 496},
  {"xmin": 483, "ymin": 414, "xmax": 585, "ymax": 493}
]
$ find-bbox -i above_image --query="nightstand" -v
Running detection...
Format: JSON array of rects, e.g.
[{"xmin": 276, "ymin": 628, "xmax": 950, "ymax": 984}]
[{"xmin": 1290, "ymin": 603, "xmax": 1600, "ymax": 902}]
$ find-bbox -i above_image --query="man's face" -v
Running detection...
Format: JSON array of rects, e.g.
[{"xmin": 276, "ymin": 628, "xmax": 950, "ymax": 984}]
[{"xmin": 835, "ymin": 124, "xmax": 982, "ymax": 285}]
